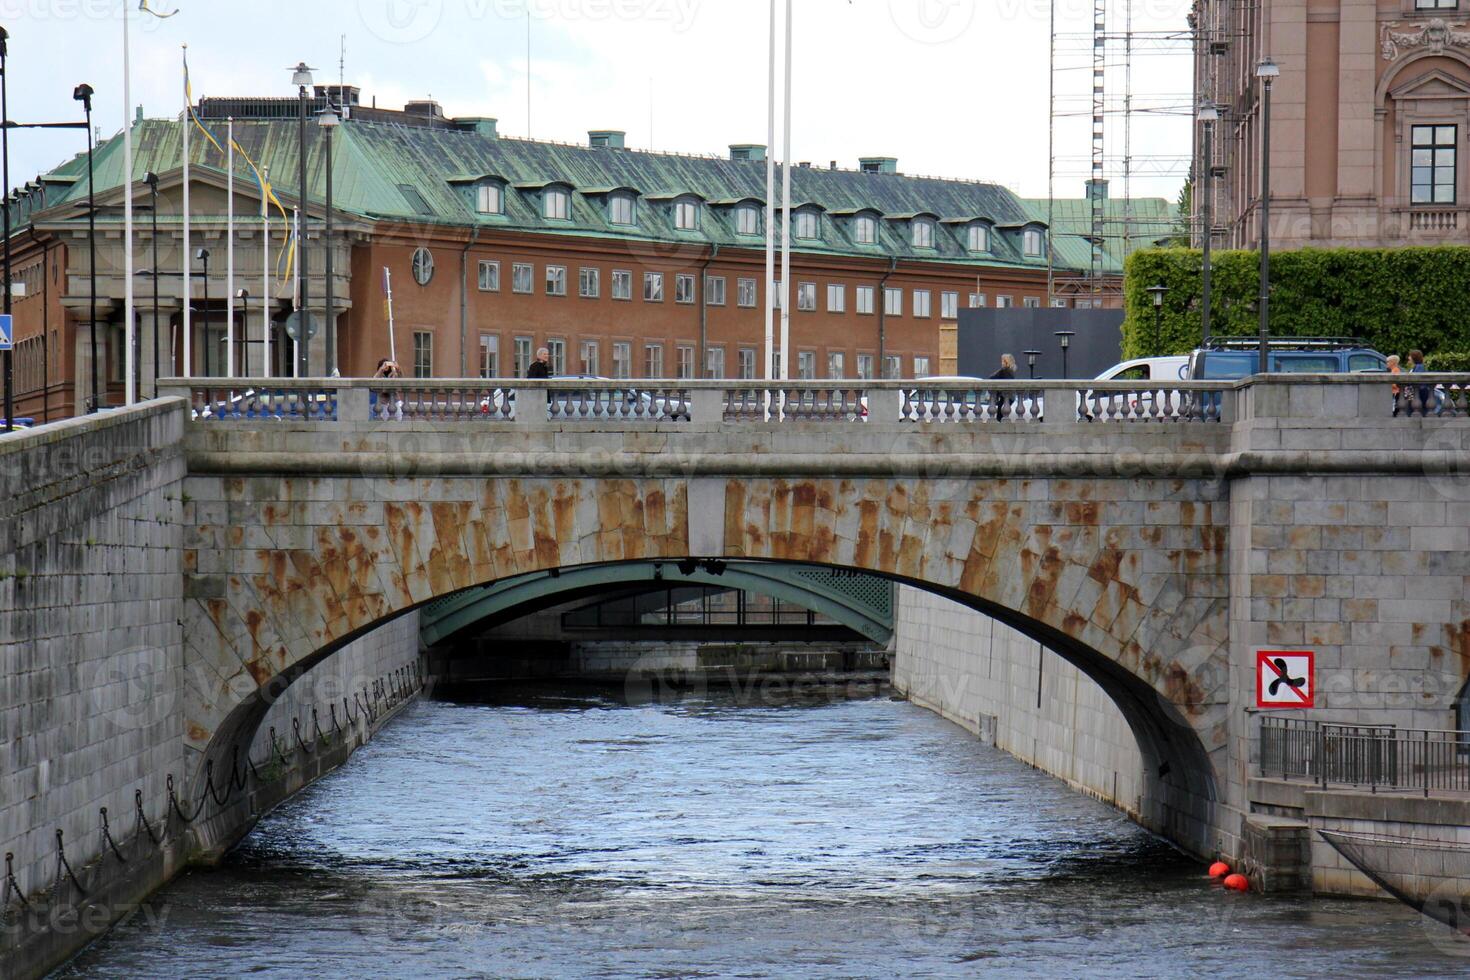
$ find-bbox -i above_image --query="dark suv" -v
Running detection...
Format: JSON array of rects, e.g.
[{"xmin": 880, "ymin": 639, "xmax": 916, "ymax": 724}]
[{"xmin": 1188, "ymin": 338, "xmax": 1387, "ymax": 379}]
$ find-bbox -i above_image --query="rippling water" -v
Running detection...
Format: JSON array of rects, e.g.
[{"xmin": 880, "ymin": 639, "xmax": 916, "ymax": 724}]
[{"xmin": 59, "ymin": 687, "xmax": 1470, "ymax": 978}]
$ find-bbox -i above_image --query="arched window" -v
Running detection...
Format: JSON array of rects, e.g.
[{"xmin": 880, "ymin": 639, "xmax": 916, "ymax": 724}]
[
  {"xmin": 967, "ymin": 222, "xmax": 990, "ymax": 252},
  {"xmin": 794, "ymin": 209, "xmax": 820, "ymax": 239},
  {"xmin": 544, "ymin": 186, "xmax": 571, "ymax": 220},
  {"xmin": 736, "ymin": 203, "xmax": 761, "ymax": 235},
  {"xmin": 609, "ymin": 192, "xmax": 636, "ymax": 225},
  {"xmin": 853, "ymin": 214, "xmax": 877, "ymax": 244},
  {"xmin": 674, "ymin": 196, "xmax": 701, "ymax": 230},
  {"xmin": 912, "ymin": 217, "xmax": 935, "ymax": 248}
]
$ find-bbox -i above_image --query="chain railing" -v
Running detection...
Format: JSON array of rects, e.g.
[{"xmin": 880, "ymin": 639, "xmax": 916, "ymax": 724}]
[{"xmin": 1259, "ymin": 716, "xmax": 1470, "ymax": 795}]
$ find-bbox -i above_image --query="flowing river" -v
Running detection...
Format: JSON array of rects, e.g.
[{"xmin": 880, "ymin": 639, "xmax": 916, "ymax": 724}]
[{"xmin": 57, "ymin": 686, "xmax": 1470, "ymax": 978}]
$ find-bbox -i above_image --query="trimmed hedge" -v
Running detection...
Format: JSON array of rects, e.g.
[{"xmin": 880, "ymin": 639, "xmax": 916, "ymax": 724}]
[{"xmin": 1122, "ymin": 246, "xmax": 1470, "ymax": 361}]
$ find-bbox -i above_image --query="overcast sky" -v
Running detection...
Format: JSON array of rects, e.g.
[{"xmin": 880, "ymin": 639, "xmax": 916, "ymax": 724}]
[{"xmin": 5, "ymin": 0, "xmax": 1193, "ymax": 202}]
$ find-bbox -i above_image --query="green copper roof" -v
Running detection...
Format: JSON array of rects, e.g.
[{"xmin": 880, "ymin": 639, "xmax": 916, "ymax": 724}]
[{"xmin": 21, "ymin": 115, "xmax": 1152, "ymax": 275}]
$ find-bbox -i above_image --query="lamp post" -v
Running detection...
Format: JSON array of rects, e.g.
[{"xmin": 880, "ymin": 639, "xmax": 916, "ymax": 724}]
[
  {"xmin": 1054, "ymin": 330, "xmax": 1075, "ymax": 380},
  {"xmin": 1197, "ymin": 100, "xmax": 1218, "ymax": 346},
  {"xmin": 1146, "ymin": 284, "xmax": 1168, "ymax": 355},
  {"xmin": 318, "ymin": 104, "xmax": 339, "ymax": 376},
  {"xmin": 196, "ymin": 247, "xmax": 209, "ymax": 376},
  {"xmin": 2, "ymin": 25, "xmax": 11, "ymax": 433},
  {"xmin": 73, "ymin": 82, "xmax": 97, "ymax": 412},
  {"xmin": 144, "ymin": 171, "xmax": 160, "ymax": 395},
  {"xmin": 1024, "ymin": 349, "xmax": 1042, "ymax": 380},
  {"xmin": 1256, "ymin": 57, "xmax": 1279, "ymax": 375},
  {"xmin": 235, "ymin": 287, "xmax": 248, "ymax": 374},
  {"xmin": 291, "ymin": 62, "xmax": 313, "ymax": 379}
]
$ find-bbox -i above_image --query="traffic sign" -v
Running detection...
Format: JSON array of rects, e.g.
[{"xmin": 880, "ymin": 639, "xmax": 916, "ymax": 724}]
[
  {"xmin": 0, "ymin": 314, "xmax": 11, "ymax": 351},
  {"xmin": 284, "ymin": 311, "xmax": 319, "ymax": 342},
  {"xmin": 1257, "ymin": 650, "xmax": 1314, "ymax": 708}
]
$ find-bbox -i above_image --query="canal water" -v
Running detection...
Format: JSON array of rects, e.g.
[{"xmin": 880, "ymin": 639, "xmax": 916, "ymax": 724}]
[{"xmin": 59, "ymin": 687, "xmax": 1470, "ymax": 978}]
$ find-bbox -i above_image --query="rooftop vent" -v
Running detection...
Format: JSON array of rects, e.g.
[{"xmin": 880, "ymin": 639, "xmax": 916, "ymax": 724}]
[
  {"xmin": 404, "ymin": 99, "xmax": 444, "ymax": 119},
  {"xmin": 798, "ymin": 161, "xmax": 811, "ymax": 169},
  {"xmin": 859, "ymin": 157, "xmax": 898, "ymax": 175},
  {"xmin": 729, "ymin": 144, "xmax": 766, "ymax": 161},
  {"xmin": 455, "ymin": 116, "xmax": 499, "ymax": 138},
  {"xmin": 589, "ymin": 130, "xmax": 626, "ymax": 149},
  {"xmin": 1085, "ymin": 177, "xmax": 1109, "ymax": 202}
]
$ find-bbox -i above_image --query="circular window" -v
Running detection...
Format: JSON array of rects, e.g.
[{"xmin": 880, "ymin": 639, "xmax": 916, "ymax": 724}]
[{"xmin": 411, "ymin": 247, "xmax": 435, "ymax": 286}]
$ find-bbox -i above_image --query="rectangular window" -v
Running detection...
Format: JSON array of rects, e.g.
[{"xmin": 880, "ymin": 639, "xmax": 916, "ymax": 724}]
[
  {"xmin": 794, "ymin": 211, "xmax": 819, "ymax": 239},
  {"xmin": 913, "ymin": 356, "xmax": 931, "ymax": 377},
  {"xmin": 797, "ymin": 281, "xmax": 817, "ymax": 311},
  {"xmin": 706, "ymin": 345, "xmax": 726, "ymax": 378},
  {"xmin": 996, "ymin": 295, "xmax": 1013, "ymax": 308},
  {"xmin": 797, "ymin": 350, "xmax": 816, "ymax": 380},
  {"xmin": 514, "ymin": 336, "xmax": 533, "ymax": 377},
  {"xmin": 609, "ymin": 194, "xmax": 635, "ymax": 225},
  {"xmin": 477, "ymin": 259, "xmax": 500, "ymax": 291},
  {"xmin": 912, "ymin": 289, "xmax": 932, "ymax": 318},
  {"xmin": 579, "ymin": 267, "xmax": 600, "ymax": 298},
  {"xmin": 644, "ymin": 343, "xmax": 664, "ymax": 377},
  {"xmin": 1051, "ymin": 297, "xmax": 1069, "ymax": 308},
  {"xmin": 738, "ymin": 347, "xmax": 756, "ymax": 379},
  {"xmin": 612, "ymin": 341, "xmax": 632, "ymax": 379},
  {"xmin": 478, "ymin": 333, "xmax": 499, "ymax": 378},
  {"xmin": 969, "ymin": 293, "xmax": 987, "ymax": 308},
  {"xmin": 1023, "ymin": 296, "xmax": 1041, "ymax": 308},
  {"xmin": 737, "ymin": 278, "xmax": 758, "ymax": 308},
  {"xmin": 827, "ymin": 351, "xmax": 845, "ymax": 378},
  {"xmin": 884, "ymin": 287, "xmax": 903, "ymax": 316},
  {"xmin": 644, "ymin": 272, "xmax": 664, "ymax": 302},
  {"xmin": 580, "ymin": 339, "xmax": 599, "ymax": 375},
  {"xmin": 675, "ymin": 199, "xmax": 700, "ymax": 230},
  {"xmin": 675, "ymin": 273, "xmax": 696, "ymax": 304},
  {"xmin": 1412, "ymin": 124, "xmax": 1457, "ymax": 204},
  {"xmin": 737, "ymin": 206, "xmax": 760, "ymax": 235},
  {"xmin": 1023, "ymin": 228, "xmax": 1045, "ymax": 256},
  {"xmin": 882, "ymin": 354, "xmax": 902, "ymax": 380},
  {"xmin": 856, "ymin": 285, "xmax": 875, "ymax": 315},
  {"xmin": 412, "ymin": 331, "xmax": 433, "ymax": 378},
  {"xmin": 512, "ymin": 262, "xmax": 533, "ymax": 294},
  {"xmin": 706, "ymin": 275, "xmax": 726, "ymax": 306},
  {"xmin": 544, "ymin": 188, "xmax": 570, "ymax": 220},
  {"xmin": 1416, "ymin": 0, "xmax": 1457, "ymax": 10},
  {"xmin": 476, "ymin": 183, "xmax": 502, "ymax": 214},
  {"xmin": 826, "ymin": 283, "xmax": 845, "ymax": 313},
  {"xmin": 676, "ymin": 344, "xmax": 695, "ymax": 379},
  {"xmin": 547, "ymin": 338, "xmax": 567, "ymax": 375},
  {"xmin": 546, "ymin": 265, "xmax": 567, "ymax": 296},
  {"xmin": 941, "ymin": 291, "xmax": 958, "ymax": 319},
  {"xmin": 612, "ymin": 269, "xmax": 633, "ymax": 300},
  {"xmin": 856, "ymin": 353, "xmax": 874, "ymax": 380}
]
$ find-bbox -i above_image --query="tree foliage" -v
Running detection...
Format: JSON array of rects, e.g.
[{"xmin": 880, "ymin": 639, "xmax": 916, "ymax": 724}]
[{"xmin": 1122, "ymin": 245, "xmax": 1470, "ymax": 362}]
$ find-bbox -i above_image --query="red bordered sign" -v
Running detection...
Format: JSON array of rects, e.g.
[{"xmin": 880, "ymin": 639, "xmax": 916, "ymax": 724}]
[{"xmin": 1256, "ymin": 650, "xmax": 1314, "ymax": 708}]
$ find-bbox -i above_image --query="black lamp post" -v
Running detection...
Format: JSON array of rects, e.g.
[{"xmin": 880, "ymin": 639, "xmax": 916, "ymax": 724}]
[
  {"xmin": 1146, "ymin": 284, "xmax": 1168, "ymax": 355},
  {"xmin": 73, "ymin": 82, "xmax": 97, "ymax": 411},
  {"xmin": 318, "ymin": 104, "xmax": 339, "ymax": 376},
  {"xmin": 1054, "ymin": 330, "xmax": 1075, "ymax": 380},
  {"xmin": 2, "ymin": 26, "xmax": 11, "ymax": 432},
  {"xmin": 235, "ymin": 288, "xmax": 248, "ymax": 373},
  {"xmin": 1197, "ymin": 100, "xmax": 1218, "ymax": 346},
  {"xmin": 144, "ymin": 171, "xmax": 160, "ymax": 395},
  {"xmin": 196, "ymin": 247, "xmax": 210, "ymax": 376},
  {"xmin": 1256, "ymin": 57, "xmax": 1279, "ymax": 375},
  {"xmin": 291, "ymin": 61, "xmax": 314, "ymax": 378},
  {"xmin": 1023, "ymin": 349, "xmax": 1042, "ymax": 380}
]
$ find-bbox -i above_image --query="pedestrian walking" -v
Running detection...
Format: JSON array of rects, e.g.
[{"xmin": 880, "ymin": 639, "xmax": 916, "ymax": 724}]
[
  {"xmin": 1387, "ymin": 354, "xmax": 1401, "ymax": 416},
  {"xmin": 526, "ymin": 347, "xmax": 553, "ymax": 379},
  {"xmin": 990, "ymin": 353, "xmax": 1016, "ymax": 417},
  {"xmin": 1408, "ymin": 349, "xmax": 1436, "ymax": 416}
]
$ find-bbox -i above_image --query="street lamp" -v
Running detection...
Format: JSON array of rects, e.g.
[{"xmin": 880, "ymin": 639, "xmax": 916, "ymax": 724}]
[
  {"xmin": 291, "ymin": 61, "xmax": 314, "ymax": 379},
  {"xmin": 2, "ymin": 25, "xmax": 12, "ymax": 432},
  {"xmin": 1146, "ymin": 284, "xmax": 1168, "ymax": 355},
  {"xmin": 195, "ymin": 247, "xmax": 209, "ymax": 376},
  {"xmin": 235, "ymin": 288, "xmax": 248, "ymax": 374},
  {"xmin": 1256, "ymin": 56, "xmax": 1280, "ymax": 375},
  {"xmin": 1196, "ymin": 100, "xmax": 1218, "ymax": 346},
  {"xmin": 73, "ymin": 82, "xmax": 97, "ymax": 412},
  {"xmin": 318, "ymin": 104, "xmax": 339, "ymax": 376},
  {"xmin": 144, "ymin": 171, "xmax": 160, "ymax": 396},
  {"xmin": 1054, "ymin": 330, "xmax": 1075, "ymax": 380},
  {"xmin": 1024, "ymin": 349, "xmax": 1042, "ymax": 380}
]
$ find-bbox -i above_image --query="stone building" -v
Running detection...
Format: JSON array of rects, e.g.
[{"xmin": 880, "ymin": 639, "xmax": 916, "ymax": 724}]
[
  {"xmin": 3, "ymin": 86, "xmax": 1162, "ymax": 420},
  {"xmin": 1195, "ymin": 0, "xmax": 1470, "ymax": 249}
]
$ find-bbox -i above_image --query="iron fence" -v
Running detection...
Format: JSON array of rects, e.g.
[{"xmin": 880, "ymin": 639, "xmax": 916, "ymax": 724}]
[{"xmin": 1259, "ymin": 716, "xmax": 1470, "ymax": 795}]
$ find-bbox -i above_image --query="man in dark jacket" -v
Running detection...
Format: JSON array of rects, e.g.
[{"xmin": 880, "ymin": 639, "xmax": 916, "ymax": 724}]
[
  {"xmin": 526, "ymin": 346, "xmax": 552, "ymax": 379},
  {"xmin": 990, "ymin": 353, "xmax": 1016, "ymax": 416}
]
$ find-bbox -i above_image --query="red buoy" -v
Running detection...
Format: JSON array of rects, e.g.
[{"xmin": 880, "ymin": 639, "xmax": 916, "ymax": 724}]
[
  {"xmin": 1208, "ymin": 861, "xmax": 1230, "ymax": 878},
  {"xmin": 1223, "ymin": 873, "xmax": 1249, "ymax": 892}
]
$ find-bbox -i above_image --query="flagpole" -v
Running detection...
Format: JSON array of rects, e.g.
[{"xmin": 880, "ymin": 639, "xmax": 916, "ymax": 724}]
[
  {"xmin": 181, "ymin": 44, "xmax": 191, "ymax": 378},
  {"xmin": 292, "ymin": 206, "xmax": 301, "ymax": 377},
  {"xmin": 778, "ymin": 0, "xmax": 792, "ymax": 386},
  {"xmin": 226, "ymin": 117, "xmax": 234, "ymax": 377},
  {"xmin": 763, "ymin": 0, "xmax": 775, "ymax": 419},
  {"xmin": 122, "ymin": 0, "xmax": 135, "ymax": 403},
  {"xmin": 261, "ymin": 166, "xmax": 270, "ymax": 377}
]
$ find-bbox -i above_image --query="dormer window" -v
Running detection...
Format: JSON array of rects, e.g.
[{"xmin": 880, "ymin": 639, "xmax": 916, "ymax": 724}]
[
  {"xmin": 544, "ymin": 186, "xmax": 571, "ymax": 220},
  {"xmin": 794, "ymin": 209, "xmax": 820, "ymax": 239},
  {"xmin": 854, "ymin": 214, "xmax": 877, "ymax": 245},
  {"xmin": 674, "ymin": 196, "xmax": 701, "ymax": 230},
  {"xmin": 609, "ymin": 191, "xmax": 636, "ymax": 225},
  {"xmin": 967, "ymin": 222, "xmax": 990, "ymax": 252},
  {"xmin": 475, "ymin": 182, "xmax": 504, "ymax": 215},
  {"xmin": 736, "ymin": 203, "xmax": 761, "ymax": 235},
  {"xmin": 1023, "ymin": 227, "xmax": 1045, "ymax": 256},
  {"xmin": 912, "ymin": 217, "xmax": 935, "ymax": 249}
]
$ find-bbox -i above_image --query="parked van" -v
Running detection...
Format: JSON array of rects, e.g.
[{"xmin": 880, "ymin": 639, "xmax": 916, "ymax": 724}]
[
  {"xmin": 1093, "ymin": 355, "xmax": 1190, "ymax": 383},
  {"xmin": 1187, "ymin": 338, "xmax": 1387, "ymax": 380}
]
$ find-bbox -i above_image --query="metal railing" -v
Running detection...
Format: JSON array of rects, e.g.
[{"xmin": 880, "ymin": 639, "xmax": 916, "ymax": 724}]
[{"xmin": 1259, "ymin": 716, "xmax": 1470, "ymax": 795}]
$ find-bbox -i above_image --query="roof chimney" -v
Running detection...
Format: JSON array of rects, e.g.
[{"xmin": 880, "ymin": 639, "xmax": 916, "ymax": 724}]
[
  {"xmin": 404, "ymin": 99, "xmax": 444, "ymax": 118},
  {"xmin": 1086, "ymin": 177, "xmax": 1109, "ymax": 201},
  {"xmin": 729, "ymin": 144, "xmax": 766, "ymax": 161},
  {"xmin": 859, "ymin": 157, "xmax": 898, "ymax": 175},
  {"xmin": 589, "ymin": 129, "xmax": 626, "ymax": 149}
]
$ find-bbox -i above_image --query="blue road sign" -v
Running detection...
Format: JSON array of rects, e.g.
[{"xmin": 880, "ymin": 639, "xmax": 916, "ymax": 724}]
[{"xmin": 0, "ymin": 314, "xmax": 11, "ymax": 351}]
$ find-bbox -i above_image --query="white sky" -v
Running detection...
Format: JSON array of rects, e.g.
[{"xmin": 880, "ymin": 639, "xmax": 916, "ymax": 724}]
[{"xmin": 5, "ymin": 0, "xmax": 1194, "ymax": 202}]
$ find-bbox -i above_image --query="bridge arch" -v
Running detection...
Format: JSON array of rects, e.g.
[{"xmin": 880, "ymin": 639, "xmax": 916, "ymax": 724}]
[{"xmin": 184, "ymin": 473, "xmax": 1230, "ymax": 858}]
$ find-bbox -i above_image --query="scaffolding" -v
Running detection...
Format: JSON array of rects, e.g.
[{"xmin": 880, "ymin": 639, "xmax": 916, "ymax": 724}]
[{"xmin": 1048, "ymin": 0, "xmax": 1195, "ymax": 305}]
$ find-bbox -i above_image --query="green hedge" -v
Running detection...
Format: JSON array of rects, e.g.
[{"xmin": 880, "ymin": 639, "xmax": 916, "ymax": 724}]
[
  {"xmin": 1425, "ymin": 351, "xmax": 1470, "ymax": 371},
  {"xmin": 1122, "ymin": 246, "xmax": 1470, "ymax": 361}
]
